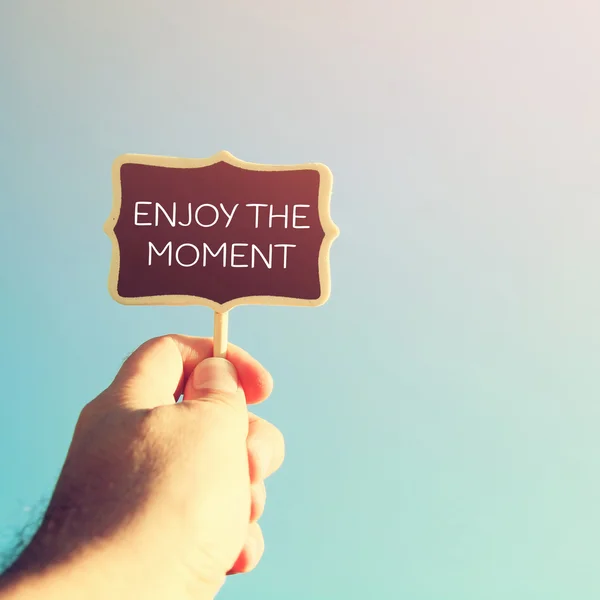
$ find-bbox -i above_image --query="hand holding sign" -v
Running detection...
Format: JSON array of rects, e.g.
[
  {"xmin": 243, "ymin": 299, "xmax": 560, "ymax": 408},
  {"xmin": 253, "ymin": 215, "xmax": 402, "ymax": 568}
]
[{"xmin": 105, "ymin": 151, "xmax": 339, "ymax": 355}]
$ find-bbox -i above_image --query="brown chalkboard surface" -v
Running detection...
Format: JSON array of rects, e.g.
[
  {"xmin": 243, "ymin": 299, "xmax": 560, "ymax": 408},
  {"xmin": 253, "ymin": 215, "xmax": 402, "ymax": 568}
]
[{"xmin": 105, "ymin": 151, "xmax": 338, "ymax": 312}]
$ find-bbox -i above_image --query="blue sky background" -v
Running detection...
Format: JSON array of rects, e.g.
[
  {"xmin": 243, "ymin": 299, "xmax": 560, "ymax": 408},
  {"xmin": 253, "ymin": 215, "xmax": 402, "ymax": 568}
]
[{"xmin": 1, "ymin": 1, "xmax": 600, "ymax": 598}]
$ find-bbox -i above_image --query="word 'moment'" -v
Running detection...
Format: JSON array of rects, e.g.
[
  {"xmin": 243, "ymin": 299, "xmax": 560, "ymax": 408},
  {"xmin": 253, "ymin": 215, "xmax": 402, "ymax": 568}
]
[
  {"xmin": 136, "ymin": 202, "xmax": 311, "ymax": 270},
  {"xmin": 149, "ymin": 241, "xmax": 296, "ymax": 269}
]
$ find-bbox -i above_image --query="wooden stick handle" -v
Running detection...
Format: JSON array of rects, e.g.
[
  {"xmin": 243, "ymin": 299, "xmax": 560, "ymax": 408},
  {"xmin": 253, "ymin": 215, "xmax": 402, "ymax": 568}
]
[{"xmin": 213, "ymin": 311, "xmax": 229, "ymax": 358}]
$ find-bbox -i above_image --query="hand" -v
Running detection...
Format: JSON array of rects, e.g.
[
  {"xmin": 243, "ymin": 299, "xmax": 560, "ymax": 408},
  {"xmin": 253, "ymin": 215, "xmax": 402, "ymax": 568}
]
[{"xmin": 0, "ymin": 335, "xmax": 285, "ymax": 599}]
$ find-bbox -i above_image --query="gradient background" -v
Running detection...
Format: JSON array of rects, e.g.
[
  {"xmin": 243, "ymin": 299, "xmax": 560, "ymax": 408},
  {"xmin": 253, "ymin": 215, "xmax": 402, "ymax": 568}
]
[{"xmin": 1, "ymin": 1, "xmax": 600, "ymax": 598}]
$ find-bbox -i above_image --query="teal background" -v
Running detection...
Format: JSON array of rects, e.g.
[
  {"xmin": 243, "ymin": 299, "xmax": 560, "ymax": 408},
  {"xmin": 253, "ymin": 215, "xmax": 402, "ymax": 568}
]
[{"xmin": 1, "ymin": 1, "xmax": 600, "ymax": 598}]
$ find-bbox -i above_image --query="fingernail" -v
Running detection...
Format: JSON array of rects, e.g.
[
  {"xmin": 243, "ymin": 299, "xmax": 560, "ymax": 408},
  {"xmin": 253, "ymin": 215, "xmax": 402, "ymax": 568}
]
[{"xmin": 192, "ymin": 358, "xmax": 239, "ymax": 394}]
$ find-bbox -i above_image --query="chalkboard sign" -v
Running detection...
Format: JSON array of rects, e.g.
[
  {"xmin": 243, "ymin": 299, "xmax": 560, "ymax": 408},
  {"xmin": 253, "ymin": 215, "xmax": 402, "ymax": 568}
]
[{"xmin": 105, "ymin": 151, "xmax": 339, "ymax": 355}]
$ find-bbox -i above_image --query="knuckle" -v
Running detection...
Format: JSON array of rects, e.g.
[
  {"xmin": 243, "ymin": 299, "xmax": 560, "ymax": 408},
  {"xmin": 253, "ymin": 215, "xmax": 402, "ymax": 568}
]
[{"xmin": 144, "ymin": 334, "xmax": 179, "ymax": 356}]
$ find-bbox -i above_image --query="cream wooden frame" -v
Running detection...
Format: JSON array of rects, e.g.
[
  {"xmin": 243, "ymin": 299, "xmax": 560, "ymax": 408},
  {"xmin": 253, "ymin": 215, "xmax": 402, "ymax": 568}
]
[{"xmin": 105, "ymin": 151, "xmax": 339, "ymax": 312}]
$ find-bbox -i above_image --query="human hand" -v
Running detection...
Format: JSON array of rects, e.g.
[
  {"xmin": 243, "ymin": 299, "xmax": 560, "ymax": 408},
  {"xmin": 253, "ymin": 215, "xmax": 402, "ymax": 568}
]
[{"xmin": 0, "ymin": 335, "xmax": 285, "ymax": 600}]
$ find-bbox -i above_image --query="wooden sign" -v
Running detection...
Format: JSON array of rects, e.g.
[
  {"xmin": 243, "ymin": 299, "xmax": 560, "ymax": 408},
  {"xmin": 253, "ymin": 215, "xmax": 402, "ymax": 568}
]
[{"xmin": 105, "ymin": 151, "xmax": 339, "ymax": 355}]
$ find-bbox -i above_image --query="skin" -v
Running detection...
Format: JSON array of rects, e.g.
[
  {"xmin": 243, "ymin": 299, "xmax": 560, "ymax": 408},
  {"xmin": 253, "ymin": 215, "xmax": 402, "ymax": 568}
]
[{"xmin": 0, "ymin": 335, "xmax": 285, "ymax": 600}]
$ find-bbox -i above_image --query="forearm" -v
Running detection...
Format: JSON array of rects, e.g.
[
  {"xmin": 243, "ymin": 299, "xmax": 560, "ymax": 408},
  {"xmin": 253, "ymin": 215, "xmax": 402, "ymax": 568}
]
[
  {"xmin": 0, "ymin": 494, "xmax": 129, "ymax": 599},
  {"xmin": 0, "ymin": 524, "xmax": 138, "ymax": 600},
  {"xmin": 0, "ymin": 514, "xmax": 215, "ymax": 600},
  {"xmin": 0, "ymin": 560, "xmax": 99, "ymax": 600}
]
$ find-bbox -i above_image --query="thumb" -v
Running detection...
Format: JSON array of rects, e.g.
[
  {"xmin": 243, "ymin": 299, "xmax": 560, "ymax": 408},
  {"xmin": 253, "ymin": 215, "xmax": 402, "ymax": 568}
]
[
  {"xmin": 181, "ymin": 358, "xmax": 252, "ymax": 577},
  {"xmin": 182, "ymin": 358, "xmax": 249, "ymax": 441},
  {"xmin": 184, "ymin": 357, "xmax": 247, "ymax": 412}
]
